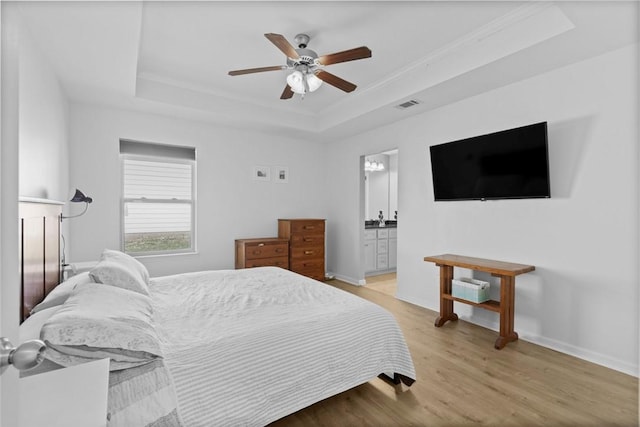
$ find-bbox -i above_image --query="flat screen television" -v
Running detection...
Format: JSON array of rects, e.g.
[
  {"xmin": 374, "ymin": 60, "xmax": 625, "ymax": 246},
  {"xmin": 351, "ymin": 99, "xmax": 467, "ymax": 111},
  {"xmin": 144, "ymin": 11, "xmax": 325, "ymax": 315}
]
[{"xmin": 429, "ymin": 122, "xmax": 551, "ymax": 201}]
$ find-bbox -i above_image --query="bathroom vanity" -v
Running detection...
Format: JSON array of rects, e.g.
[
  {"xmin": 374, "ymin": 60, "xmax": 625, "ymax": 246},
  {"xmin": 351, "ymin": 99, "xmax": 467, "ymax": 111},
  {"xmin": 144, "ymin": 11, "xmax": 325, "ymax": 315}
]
[{"xmin": 364, "ymin": 221, "xmax": 397, "ymax": 275}]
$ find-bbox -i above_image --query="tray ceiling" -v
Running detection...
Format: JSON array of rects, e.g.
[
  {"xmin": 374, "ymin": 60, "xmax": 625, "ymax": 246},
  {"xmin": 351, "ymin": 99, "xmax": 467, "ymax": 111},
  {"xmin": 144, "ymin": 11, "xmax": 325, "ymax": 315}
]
[{"xmin": 15, "ymin": 1, "xmax": 638, "ymax": 141}]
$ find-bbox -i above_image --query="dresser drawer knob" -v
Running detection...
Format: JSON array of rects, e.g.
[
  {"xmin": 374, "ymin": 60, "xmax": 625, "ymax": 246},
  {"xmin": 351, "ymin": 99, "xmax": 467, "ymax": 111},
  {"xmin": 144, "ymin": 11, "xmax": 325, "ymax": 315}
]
[
  {"xmin": 303, "ymin": 225, "xmax": 315, "ymax": 230},
  {"xmin": 258, "ymin": 243, "xmax": 265, "ymax": 247},
  {"xmin": 304, "ymin": 250, "xmax": 314, "ymax": 255}
]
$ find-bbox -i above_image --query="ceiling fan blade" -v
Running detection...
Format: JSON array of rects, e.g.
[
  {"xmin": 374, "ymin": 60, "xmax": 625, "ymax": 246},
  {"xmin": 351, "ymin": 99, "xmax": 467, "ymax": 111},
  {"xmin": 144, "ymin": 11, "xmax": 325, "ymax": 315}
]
[
  {"xmin": 318, "ymin": 46, "xmax": 371, "ymax": 66},
  {"xmin": 228, "ymin": 65, "xmax": 286, "ymax": 76},
  {"xmin": 280, "ymin": 85, "xmax": 294, "ymax": 100},
  {"xmin": 264, "ymin": 33, "xmax": 300, "ymax": 60},
  {"xmin": 315, "ymin": 70, "xmax": 357, "ymax": 93}
]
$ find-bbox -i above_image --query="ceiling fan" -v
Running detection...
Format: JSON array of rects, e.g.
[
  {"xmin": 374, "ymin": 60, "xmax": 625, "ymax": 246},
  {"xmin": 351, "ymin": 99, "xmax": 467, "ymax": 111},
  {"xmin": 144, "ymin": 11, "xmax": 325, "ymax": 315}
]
[{"xmin": 228, "ymin": 33, "xmax": 372, "ymax": 100}]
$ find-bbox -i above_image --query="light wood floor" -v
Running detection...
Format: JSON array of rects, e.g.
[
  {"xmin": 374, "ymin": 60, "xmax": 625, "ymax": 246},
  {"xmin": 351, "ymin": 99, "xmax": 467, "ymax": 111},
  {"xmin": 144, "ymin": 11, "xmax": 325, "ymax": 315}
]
[
  {"xmin": 272, "ymin": 279, "xmax": 638, "ymax": 427},
  {"xmin": 364, "ymin": 272, "xmax": 397, "ymax": 297}
]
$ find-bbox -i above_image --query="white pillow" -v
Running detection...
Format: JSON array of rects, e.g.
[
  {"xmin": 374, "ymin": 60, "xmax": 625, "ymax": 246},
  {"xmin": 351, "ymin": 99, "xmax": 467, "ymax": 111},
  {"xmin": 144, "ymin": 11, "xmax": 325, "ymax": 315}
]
[
  {"xmin": 40, "ymin": 282, "xmax": 162, "ymax": 371},
  {"xmin": 30, "ymin": 272, "xmax": 93, "ymax": 314},
  {"xmin": 21, "ymin": 306, "xmax": 61, "ymax": 341},
  {"xmin": 90, "ymin": 260, "xmax": 150, "ymax": 296},
  {"xmin": 100, "ymin": 249, "xmax": 150, "ymax": 284}
]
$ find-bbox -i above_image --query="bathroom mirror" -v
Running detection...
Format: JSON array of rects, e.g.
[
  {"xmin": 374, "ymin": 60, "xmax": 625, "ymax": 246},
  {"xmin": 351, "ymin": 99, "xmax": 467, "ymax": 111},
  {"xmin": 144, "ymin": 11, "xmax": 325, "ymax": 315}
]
[{"xmin": 364, "ymin": 149, "xmax": 397, "ymax": 223}]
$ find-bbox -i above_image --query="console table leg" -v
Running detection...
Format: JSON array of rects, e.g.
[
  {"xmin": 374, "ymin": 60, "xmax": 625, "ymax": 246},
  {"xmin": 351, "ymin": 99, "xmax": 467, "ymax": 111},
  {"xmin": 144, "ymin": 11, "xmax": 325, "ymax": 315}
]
[
  {"xmin": 495, "ymin": 275, "xmax": 518, "ymax": 349},
  {"xmin": 435, "ymin": 265, "xmax": 458, "ymax": 327}
]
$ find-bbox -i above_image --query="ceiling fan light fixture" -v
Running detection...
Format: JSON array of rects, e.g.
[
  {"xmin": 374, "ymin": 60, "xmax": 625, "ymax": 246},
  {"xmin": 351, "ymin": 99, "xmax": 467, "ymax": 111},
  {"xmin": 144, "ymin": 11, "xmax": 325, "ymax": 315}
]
[
  {"xmin": 286, "ymin": 70, "xmax": 305, "ymax": 94},
  {"xmin": 287, "ymin": 71, "xmax": 323, "ymax": 95},
  {"xmin": 306, "ymin": 74, "xmax": 323, "ymax": 92},
  {"xmin": 228, "ymin": 33, "xmax": 370, "ymax": 100}
]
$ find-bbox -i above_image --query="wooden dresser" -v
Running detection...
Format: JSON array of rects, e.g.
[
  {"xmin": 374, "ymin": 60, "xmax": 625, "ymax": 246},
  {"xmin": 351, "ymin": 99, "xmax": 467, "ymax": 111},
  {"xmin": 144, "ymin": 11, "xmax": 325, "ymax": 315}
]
[
  {"xmin": 278, "ymin": 219, "xmax": 325, "ymax": 281},
  {"xmin": 235, "ymin": 238, "xmax": 289, "ymax": 269}
]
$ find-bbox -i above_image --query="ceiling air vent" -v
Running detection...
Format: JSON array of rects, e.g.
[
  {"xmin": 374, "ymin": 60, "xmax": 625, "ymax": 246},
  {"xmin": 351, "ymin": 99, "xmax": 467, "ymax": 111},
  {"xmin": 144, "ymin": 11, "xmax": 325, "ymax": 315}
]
[{"xmin": 395, "ymin": 99, "xmax": 422, "ymax": 110}]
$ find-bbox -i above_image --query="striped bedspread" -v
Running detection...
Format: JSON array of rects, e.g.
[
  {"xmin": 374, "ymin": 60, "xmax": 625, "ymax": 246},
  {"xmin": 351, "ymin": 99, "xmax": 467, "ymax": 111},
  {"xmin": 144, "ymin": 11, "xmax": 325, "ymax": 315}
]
[
  {"xmin": 108, "ymin": 359, "xmax": 183, "ymax": 427},
  {"xmin": 148, "ymin": 267, "xmax": 416, "ymax": 426}
]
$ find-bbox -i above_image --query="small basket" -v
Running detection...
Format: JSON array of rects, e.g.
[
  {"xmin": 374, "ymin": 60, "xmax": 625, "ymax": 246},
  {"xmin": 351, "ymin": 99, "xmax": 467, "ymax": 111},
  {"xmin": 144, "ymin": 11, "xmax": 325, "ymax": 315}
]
[{"xmin": 452, "ymin": 277, "xmax": 490, "ymax": 303}]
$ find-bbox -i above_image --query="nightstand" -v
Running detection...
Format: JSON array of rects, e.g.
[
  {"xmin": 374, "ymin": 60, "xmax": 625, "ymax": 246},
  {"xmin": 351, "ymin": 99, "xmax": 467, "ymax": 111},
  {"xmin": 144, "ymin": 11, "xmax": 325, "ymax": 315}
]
[
  {"xmin": 62, "ymin": 260, "xmax": 98, "ymax": 280},
  {"xmin": 19, "ymin": 358, "xmax": 109, "ymax": 427}
]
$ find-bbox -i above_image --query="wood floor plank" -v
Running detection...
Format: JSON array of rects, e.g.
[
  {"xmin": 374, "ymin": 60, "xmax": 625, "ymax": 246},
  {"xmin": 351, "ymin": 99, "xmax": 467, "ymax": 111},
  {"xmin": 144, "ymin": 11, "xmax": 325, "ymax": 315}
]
[{"xmin": 270, "ymin": 279, "xmax": 638, "ymax": 426}]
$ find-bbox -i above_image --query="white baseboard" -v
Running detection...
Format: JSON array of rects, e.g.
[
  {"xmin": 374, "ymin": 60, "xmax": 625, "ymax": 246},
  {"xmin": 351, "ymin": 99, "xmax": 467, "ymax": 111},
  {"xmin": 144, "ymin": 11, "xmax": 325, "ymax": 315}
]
[
  {"xmin": 455, "ymin": 314, "xmax": 638, "ymax": 377},
  {"xmin": 395, "ymin": 294, "xmax": 638, "ymax": 377},
  {"xmin": 328, "ymin": 272, "xmax": 364, "ymax": 286},
  {"xmin": 520, "ymin": 333, "xmax": 638, "ymax": 378}
]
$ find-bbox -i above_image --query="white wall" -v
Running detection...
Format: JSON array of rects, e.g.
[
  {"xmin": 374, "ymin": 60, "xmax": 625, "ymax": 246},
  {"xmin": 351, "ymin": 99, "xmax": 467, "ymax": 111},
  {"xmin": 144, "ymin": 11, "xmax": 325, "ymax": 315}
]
[
  {"xmin": 68, "ymin": 104, "xmax": 328, "ymax": 277},
  {"xmin": 325, "ymin": 44, "xmax": 639, "ymax": 376},
  {"xmin": 18, "ymin": 24, "xmax": 69, "ymax": 201}
]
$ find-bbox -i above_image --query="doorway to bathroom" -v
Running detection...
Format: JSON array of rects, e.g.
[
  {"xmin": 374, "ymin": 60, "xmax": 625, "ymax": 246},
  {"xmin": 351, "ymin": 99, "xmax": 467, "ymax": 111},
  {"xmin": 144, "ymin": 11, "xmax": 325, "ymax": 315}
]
[{"xmin": 361, "ymin": 149, "xmax": 398, "ymax": 297}]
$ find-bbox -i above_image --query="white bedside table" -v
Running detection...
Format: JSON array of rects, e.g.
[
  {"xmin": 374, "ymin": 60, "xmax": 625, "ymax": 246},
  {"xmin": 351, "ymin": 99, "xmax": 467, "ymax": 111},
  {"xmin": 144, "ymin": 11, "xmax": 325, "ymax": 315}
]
[
  {"xmin": 62, "ymin": 260, "xmax": 98, "ymax": 280},
  {"xmin": 19, "ymin": 358, "xmax": 109, "ymax": 427}
]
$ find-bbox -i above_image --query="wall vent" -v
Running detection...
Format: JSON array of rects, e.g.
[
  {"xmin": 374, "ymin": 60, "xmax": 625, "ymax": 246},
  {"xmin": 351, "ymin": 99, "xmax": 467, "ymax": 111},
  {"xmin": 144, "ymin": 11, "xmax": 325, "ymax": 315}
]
[{"xmin": 395, "ymin": 99, "xmax": 422, "ymax": 110}]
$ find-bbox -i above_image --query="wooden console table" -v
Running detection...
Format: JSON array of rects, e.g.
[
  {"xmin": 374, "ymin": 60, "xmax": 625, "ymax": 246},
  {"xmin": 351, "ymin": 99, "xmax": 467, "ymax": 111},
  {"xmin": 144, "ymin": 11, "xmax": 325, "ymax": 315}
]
[{"xmin": 424, "ymin": 254, "xmax": 535, "ymax": 349}]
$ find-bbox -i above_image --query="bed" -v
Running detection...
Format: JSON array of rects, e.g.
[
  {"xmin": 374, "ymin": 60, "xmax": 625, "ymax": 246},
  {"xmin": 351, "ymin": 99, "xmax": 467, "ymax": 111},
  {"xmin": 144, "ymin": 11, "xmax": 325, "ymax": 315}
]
[{"xmin": 19, "ymin": 204, "xmax": 416, "ymax": 426}]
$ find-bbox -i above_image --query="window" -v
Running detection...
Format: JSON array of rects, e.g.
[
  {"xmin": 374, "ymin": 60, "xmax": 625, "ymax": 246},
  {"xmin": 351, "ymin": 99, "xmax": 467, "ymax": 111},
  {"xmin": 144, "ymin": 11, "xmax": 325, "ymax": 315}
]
[{"xmin": 120, "ymin": 140, "xmax": 196, "ymax": 255}]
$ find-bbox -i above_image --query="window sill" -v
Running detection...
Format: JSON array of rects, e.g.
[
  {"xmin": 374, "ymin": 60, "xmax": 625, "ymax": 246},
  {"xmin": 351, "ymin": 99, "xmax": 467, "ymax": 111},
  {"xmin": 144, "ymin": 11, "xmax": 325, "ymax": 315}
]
[{"xmin": 133, "ymin": 251, "xmax": 198, "ymax": 260}]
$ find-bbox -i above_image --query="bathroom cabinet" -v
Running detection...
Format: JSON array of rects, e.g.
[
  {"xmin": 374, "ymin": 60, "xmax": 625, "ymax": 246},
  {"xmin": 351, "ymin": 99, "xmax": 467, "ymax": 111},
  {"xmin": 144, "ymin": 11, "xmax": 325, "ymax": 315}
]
[{"xmin": 364, "ymin": 227, "xmax": 397, "ymax": 275}]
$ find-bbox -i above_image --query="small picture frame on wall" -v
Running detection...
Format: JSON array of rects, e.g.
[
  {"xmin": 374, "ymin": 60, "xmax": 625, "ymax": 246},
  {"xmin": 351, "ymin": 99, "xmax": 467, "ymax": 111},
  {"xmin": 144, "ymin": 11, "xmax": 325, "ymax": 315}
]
[
  {"xmin": 274, "ymin": 166, "xmax": 289, "ymax": 183},
  {"xmin": 253, "ymin": 165, "xmax": 270, "ymax": 181}
]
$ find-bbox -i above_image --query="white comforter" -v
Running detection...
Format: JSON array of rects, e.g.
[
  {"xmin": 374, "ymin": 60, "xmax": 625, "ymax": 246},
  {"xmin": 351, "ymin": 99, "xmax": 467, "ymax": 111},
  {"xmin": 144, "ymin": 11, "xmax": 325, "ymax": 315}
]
[{"xmin": 150, "ymin": 267, "xmax": 416, "ymax": 426}]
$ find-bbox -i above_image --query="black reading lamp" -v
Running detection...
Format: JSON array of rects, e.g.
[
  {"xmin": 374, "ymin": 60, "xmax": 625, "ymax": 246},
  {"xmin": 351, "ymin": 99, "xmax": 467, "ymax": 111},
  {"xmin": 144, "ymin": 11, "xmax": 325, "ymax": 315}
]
[
  {"xmin": 61, "ymin": 189, "xmax": 93, "ymax": 220},
  {"xmin": 60, "ymin": 189, "xmax": 93, "ymax": 268}
]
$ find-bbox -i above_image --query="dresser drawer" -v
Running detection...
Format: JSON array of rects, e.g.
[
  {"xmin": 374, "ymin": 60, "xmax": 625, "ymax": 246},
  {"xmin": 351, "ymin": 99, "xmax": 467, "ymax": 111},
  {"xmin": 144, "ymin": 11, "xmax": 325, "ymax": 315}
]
[
  {"xmin": 290, "ymin": 245, "xmax": 324, "ymax": 259},
  {"xmin": 290, "ymin": 257, "xmax": 324, "ymax": 270},
  {"xmin": 244, "ymin": 242, "xmax": 288, "ymax": 259},
  {"xmin": 293, "ymin": 270, "xmax": 324, "ymax": 281},
  {"xmin": 290, "ymin": 258, "xmax": 325, "ymax": 280},
  {"xmin": 288, "ymin": 220, "xmax": 325, "ymax": 235},
  {"xmin": 244, "ymin": 257, "xmax": 289, "ymax": 269},
  {"xmin": 289, "ymin": 233, "xmax": 324, "ymax": 247},
  {"xmin": 235, "ymin": 238, "xmax": 289, "ymax": 269}
]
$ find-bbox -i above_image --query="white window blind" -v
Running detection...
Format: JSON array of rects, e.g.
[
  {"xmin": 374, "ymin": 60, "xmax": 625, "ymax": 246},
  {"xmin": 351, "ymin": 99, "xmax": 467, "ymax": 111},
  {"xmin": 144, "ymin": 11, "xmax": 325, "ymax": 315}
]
[{"xmin": 120, "ymin": 140, "xmax": 196, "ymax": 255}]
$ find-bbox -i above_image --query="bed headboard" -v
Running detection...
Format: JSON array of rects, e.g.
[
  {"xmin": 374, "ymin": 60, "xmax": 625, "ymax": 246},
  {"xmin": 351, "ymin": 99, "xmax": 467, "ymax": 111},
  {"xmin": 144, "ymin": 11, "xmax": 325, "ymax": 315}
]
[{"xmin": 19, "ymin": 198, "xmax": 64, "ymax": 323}]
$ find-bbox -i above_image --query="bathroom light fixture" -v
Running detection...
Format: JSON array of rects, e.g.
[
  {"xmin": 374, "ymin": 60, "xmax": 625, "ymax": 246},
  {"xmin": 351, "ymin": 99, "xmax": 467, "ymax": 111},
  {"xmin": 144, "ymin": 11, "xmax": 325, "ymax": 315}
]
[
  {"xmin": 364, "ymin": 159, "xmax": 385, "ymax": 172},
  {"xmin": 61, "ymin": 189, "xmax": 93, "ymax": 220}
]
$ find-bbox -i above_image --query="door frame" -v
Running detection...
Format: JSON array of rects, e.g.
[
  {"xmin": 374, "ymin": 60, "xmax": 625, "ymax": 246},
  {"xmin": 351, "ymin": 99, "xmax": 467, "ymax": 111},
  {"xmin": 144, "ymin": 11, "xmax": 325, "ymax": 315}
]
[
  {"xmin": 1, "ymin": 3, "xmax": 22, "ymax": 425},
  {"xmin": 359, "ymin": 148, "xmax": 398, "ymax": 285}
]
